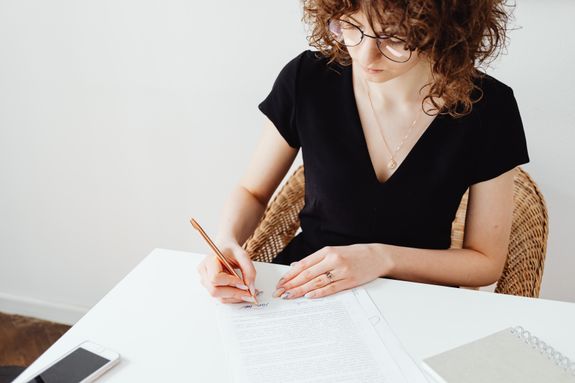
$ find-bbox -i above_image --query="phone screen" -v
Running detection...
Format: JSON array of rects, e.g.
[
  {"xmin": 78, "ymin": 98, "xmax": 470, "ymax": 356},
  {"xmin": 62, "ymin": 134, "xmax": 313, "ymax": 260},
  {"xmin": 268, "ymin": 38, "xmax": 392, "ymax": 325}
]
[{"xmin": 27, "ymin": 347, "xmax": 110, "ymax": 383}]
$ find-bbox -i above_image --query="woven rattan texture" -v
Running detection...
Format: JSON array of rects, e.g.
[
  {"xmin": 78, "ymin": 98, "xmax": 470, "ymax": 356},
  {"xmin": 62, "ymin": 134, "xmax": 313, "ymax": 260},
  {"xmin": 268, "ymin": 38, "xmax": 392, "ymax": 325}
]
[
  {"xmin": 243, "ymin": 166, "xmax": 305, "ymax": 263},
  {"xmin": 243, "ymin": 166, "xmax": 548, "ymax": 297},
  {"xmin": 494, "ymin": 168, "xmax": 548, "ymax": 297}
]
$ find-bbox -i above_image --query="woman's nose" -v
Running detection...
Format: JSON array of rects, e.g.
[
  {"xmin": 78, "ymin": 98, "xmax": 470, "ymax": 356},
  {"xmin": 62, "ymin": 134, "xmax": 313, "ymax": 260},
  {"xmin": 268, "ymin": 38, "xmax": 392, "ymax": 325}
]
[{"xmin": 356, "ymin": 36, "xmax": 381, "ymax": 64}]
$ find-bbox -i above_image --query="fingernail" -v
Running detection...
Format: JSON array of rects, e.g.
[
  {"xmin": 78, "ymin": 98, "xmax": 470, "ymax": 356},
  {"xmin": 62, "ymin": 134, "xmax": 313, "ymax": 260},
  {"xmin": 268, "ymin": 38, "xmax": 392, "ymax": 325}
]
[
  {"xmin": 304, "ymin": 292, "xmax": 315, "ymax": 299},
  {"xmin": 249, "ymin": 284, "xmax": 256, "ymax": 296},
  {"xmin": 235, "ymin": 284, "xmax": 248, "ymax": 291},
  {"xmin": 276, "ymin": 278, "xmax": 284, "ymax": 289},
  {"xmin": 273, "ymin": 288, "xmax": 285, "ymax": 298},
  {"xmin": 280, "ymin": 291, "xmax": 291, "ymax": 300},
  {"xmin": 290, "ymin": 262, "xmax": 299, "ymax": 268},
  {"xmin": 241, "ymin": 296, "xmax": 256, "ymax": 303}
]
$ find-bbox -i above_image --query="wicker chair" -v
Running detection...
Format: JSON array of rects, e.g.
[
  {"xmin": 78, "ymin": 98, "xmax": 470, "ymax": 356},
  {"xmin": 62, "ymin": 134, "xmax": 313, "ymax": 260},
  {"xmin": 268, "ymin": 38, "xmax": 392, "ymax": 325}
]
[{"xmin": 243, "ymin": 165, "xmax": 549, "ymax": 298}]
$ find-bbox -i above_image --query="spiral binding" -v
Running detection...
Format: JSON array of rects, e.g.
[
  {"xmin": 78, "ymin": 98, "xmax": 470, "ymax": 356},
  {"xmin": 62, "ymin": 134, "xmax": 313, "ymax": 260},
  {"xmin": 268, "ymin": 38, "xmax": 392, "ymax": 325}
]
[{"xmin": 510, "ymin": 326, "xmax": 575, "ymax": 376}]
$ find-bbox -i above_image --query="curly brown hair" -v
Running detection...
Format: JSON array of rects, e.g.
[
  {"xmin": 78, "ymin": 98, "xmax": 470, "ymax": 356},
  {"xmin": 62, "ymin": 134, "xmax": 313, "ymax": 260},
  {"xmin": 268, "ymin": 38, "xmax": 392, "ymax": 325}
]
[{"xmin": 302, "ymin": 0, "xmax": 513, "ymax": 117}]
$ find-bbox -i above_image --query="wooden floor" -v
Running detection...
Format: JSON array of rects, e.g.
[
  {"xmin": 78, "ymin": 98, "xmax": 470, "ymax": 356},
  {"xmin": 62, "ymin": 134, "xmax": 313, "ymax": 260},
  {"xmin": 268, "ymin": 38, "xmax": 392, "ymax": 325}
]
[{"xmin": 0, "ymin": 312, "xmax": 70, "ymax": 367}]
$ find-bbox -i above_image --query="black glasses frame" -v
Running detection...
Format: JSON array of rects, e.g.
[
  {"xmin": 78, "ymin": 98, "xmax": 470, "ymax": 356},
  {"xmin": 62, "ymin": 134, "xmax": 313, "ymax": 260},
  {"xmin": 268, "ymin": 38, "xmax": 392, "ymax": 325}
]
[{"xmin": 328, "ymin": 18, "xmax": 413, "ymax": 63}]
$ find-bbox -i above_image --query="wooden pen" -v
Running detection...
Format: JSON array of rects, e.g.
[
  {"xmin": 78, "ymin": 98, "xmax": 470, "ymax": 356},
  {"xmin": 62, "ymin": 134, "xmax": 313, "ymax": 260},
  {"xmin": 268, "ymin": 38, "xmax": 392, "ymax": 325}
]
[{"xmin": 190, "ymin": 218, "xmax": 258, "ymax": 304}]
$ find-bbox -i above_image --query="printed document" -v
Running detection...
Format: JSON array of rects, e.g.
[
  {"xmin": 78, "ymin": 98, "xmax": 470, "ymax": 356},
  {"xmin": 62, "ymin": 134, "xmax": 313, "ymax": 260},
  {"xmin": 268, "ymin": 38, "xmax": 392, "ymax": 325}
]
[{"xmin": 216, "ymin": 287, "xmax": 429, "ymax": 383}]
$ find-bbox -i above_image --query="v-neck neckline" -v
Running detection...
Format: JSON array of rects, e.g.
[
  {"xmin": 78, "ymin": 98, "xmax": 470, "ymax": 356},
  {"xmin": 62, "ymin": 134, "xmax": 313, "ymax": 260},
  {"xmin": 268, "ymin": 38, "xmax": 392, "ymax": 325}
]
[{"xmin": 345, "ymin": 64, "xmax": 444, "ymax": 186}]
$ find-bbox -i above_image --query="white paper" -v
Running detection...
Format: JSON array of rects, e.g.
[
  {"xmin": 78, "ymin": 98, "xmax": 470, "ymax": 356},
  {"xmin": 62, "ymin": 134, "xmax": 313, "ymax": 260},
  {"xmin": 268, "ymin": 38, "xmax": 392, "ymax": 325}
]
[
  {"xmin": 216, "ymin": 288, "xmax": 414, "ymax": 383},
  {"xmin": 352, "ymin": 288, "xmax": 432, "ymax": 383}
]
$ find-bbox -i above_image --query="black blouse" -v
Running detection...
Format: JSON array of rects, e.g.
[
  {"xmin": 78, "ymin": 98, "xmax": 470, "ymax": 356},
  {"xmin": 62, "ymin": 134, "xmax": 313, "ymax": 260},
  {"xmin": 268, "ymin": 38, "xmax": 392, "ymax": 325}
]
[{"xmin": 258, "ymin": 50, "xmax": 529, "ymax": 265}]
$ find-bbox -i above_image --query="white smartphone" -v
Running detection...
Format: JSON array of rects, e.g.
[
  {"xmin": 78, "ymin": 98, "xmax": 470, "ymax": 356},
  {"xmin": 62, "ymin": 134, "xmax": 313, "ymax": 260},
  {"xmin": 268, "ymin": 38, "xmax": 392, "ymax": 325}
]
[{"xmin": 25, "ymin": 341, "xmax": 120, "ymax": 383}]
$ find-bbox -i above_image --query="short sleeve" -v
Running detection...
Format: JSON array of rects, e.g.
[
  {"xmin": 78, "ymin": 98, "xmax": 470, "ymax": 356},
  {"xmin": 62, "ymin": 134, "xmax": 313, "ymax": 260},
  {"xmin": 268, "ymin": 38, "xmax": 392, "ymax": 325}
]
[
  {"xmin": 258, "ymin": 53, "xmax": 304, "ymax": 149},
  {"xmin": 469, "ymin": 85, "xmax": 530, "ymax": 185}
]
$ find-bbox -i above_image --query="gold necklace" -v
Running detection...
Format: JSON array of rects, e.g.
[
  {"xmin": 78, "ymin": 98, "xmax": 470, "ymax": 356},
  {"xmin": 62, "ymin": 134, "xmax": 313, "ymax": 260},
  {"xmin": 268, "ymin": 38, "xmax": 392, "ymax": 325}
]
[{"xmin": 365, "ymin": 84, "xmax": 423, "ymax": 170}]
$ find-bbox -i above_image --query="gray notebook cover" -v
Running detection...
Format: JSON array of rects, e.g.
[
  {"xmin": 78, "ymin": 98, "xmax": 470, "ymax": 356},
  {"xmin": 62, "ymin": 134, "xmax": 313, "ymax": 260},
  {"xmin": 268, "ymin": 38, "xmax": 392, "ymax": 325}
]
[{"xmin": 423, "ymin": 327, "xmax": 575, "ymax": 383}]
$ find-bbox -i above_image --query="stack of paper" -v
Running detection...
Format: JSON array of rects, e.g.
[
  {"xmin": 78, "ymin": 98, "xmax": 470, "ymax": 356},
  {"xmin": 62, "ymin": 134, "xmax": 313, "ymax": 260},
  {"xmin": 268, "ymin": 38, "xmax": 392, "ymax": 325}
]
[{"xmin": 216, "ymin": 286, "xmax": 430, "ymax": 382}]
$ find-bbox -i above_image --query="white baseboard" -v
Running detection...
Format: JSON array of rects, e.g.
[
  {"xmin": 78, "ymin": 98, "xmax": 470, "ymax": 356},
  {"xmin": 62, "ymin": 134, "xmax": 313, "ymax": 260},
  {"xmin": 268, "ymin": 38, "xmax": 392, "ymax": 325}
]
[{"xmin": 0, "ymin": 292, "xmax": 89, "ymax": 325}]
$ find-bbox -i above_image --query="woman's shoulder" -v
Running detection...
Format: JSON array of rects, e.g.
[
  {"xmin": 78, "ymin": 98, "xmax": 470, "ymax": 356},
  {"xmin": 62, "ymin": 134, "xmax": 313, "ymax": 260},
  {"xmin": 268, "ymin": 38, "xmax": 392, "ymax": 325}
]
[
  {"xmin": 472, "ymin": 72, "xmax": 516, "ymax": 108},
  {"xmin": 287, "ymin": 49, "xmax": 337, "ymax": 66},
  {"xmin": 465, "ymin": 72, "xmax": 526, "ymax": 148},
  {"xmin": 278, "ymin": 50, "xmax": 346, "ymax": 82},
  {"xmin": 466, "ymin": 73, "xmax": 529, "ymax": 184},
  {"xmin": 302, "ymin": 49, "xmax": 346, "ymax": 74}
]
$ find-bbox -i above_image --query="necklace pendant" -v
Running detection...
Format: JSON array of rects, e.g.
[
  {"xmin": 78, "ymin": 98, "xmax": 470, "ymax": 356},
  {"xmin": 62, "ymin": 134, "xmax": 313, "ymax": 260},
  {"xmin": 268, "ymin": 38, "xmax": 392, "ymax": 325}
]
[{"xmin": 387, "ymin": 159, "xmax": 397, "ymax": 169}]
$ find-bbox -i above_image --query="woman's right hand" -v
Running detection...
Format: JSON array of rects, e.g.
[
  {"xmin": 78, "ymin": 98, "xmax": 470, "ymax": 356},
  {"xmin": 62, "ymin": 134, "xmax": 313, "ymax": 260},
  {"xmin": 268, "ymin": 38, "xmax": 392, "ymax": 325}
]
[{"xmin": 197, "ymin": 240, "xmax": 257, "ymax": 304}]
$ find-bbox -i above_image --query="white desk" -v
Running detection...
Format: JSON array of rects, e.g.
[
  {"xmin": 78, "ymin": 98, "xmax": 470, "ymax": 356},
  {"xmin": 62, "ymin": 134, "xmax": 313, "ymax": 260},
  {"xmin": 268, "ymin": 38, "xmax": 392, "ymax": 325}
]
[{"xmin": 14, "ymin": 248, "xmax": 575, "ymax": 382}]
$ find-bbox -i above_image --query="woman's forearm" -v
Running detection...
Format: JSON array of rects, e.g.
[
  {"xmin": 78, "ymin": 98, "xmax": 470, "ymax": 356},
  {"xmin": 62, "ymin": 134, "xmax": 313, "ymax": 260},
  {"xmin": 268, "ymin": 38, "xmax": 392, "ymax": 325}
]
[
  {"xmin": 215, "ymin": 185, "xmax": 267, "ymax": 247},
  {"xmin": 377, "ymin": 243, "xmax": 505, "ymax": 287}
]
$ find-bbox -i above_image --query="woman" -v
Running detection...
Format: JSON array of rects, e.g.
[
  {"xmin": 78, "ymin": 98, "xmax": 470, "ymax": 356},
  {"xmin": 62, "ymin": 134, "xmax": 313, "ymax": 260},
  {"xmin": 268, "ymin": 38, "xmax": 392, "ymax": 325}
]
[{"xmin": 198, "ymin": 0, "xmax": 528, "ymax": 303}]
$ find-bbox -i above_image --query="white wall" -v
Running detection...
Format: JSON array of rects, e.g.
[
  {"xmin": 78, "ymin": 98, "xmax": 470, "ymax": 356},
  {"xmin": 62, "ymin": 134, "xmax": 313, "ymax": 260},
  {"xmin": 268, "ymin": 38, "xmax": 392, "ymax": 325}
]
[
  {"xmin": 0, "ymin": 0, "xmax": 573, "ymax": 325},
  {"xmin": 492, "ymin": 0, "xmax": 575, "ymax": 302}
]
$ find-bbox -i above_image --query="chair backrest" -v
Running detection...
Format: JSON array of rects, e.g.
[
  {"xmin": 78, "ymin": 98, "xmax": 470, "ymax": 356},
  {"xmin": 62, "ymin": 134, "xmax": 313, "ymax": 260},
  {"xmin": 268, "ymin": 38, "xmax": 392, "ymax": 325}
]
[
  {"xmin": 244, "ymin": 166, "xmax": 305, "ymax": 264},
  {"xmin": 243, "ymin": 165, "xmax": 549, "ymax": 298},
  {"xmin": 495, "ymin": 168, "xmax": 548, "ymax": 296}
]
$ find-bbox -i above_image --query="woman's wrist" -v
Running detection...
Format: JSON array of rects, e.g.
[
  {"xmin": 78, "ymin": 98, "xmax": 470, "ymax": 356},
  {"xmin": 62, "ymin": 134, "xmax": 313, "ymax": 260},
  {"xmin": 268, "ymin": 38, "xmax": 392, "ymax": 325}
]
[{"xmin": 369, "ymin": 243, "xmax": 395, "ymax": 278}]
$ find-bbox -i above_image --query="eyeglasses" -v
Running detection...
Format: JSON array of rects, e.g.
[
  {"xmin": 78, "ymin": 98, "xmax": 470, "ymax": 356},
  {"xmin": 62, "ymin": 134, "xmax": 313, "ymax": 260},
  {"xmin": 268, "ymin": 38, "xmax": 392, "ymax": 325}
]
[{"xmin": 328, "ymin": 19, "xmax": 413, "ymax": 63}]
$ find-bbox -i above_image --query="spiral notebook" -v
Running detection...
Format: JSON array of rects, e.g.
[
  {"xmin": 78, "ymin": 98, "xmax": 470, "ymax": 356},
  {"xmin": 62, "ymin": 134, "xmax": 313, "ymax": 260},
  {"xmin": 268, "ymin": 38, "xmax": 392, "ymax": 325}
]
[{"xmin": 422, "ymin": 326, "xmax": 575, "ymax": 383}]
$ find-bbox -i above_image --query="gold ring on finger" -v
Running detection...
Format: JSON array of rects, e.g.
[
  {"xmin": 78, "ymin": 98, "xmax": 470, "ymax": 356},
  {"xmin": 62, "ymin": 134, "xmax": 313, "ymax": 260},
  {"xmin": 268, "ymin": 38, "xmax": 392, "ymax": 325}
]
[{"xmin": 325, "ymin": 271, "xmax": 334, "ymax": 283}]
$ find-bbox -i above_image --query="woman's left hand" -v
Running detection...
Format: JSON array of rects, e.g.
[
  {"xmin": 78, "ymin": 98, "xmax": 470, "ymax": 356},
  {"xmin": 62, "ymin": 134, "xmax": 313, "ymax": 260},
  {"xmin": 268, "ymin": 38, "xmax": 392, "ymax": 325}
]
[{"xmin": 273, "ymin": 244, "xmax": 392, "ymax": 299}]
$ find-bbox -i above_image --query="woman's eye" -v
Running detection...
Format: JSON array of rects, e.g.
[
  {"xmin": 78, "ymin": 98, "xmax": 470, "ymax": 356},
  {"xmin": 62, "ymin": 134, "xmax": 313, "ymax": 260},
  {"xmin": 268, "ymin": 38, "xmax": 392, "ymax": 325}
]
[
  {"xmin": 339, "ymin": 21, "xmax": 359, "ymax": 29},
  {"xmin": 387, "ymin": 37, "xmax": 404, "ymax": 45}
]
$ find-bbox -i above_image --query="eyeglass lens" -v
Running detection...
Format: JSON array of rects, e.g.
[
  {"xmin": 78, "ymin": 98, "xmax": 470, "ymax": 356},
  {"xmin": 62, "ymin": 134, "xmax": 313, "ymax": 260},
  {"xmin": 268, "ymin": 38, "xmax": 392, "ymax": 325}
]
[{"xmin": 328, "ymin": 19, "xmax": 411, "ymax": 63}]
